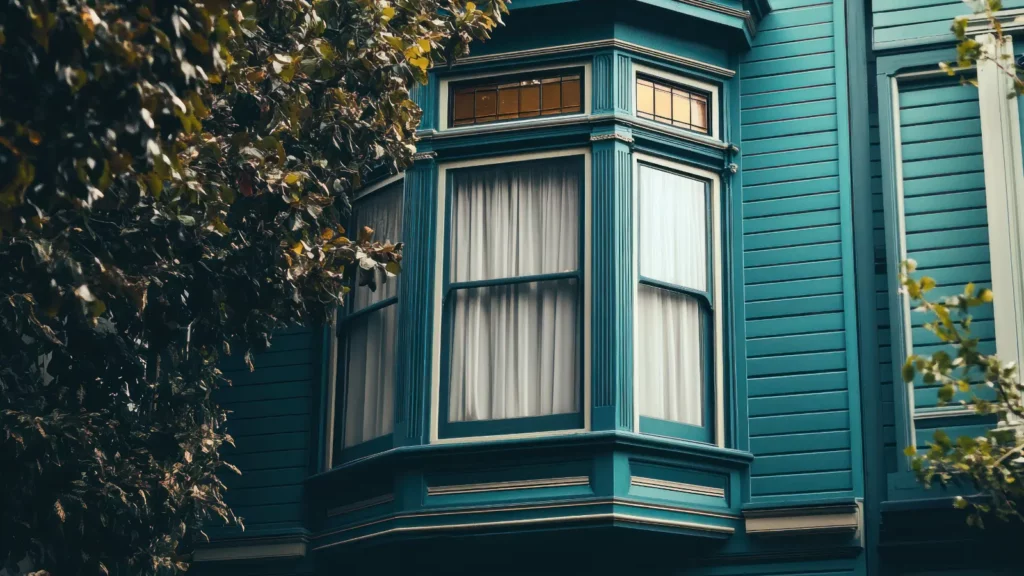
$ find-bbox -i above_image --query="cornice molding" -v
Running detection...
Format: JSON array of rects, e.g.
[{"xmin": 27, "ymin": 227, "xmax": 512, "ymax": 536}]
[
  {"xmin": 675, "ymin": 0, "xmax": 757, "ymax": 36},
  {"xmin": 192, "ymin": 535, "xmax": 309, "ymax": 562},
  {"xmin": 966, "ymin": 8, "xmax": 1024, "ymax": 36},
  {"xmin": 453, "ymin": 39, "xmax": 736, "ymax": 78},
  {"xmin": 314, "ymin": 497, "xmax": 739, "ymax": 550},
  {"xmin": 744, "ymin": 502, "xmax": 862, "ymax": 537},
  {"xmin": 411, "ymin": 150, "xmax": 437, "ymax": 162},
  {"xmin": 590, "ymin": 132, "xmax": 634, "ymax": 144}
]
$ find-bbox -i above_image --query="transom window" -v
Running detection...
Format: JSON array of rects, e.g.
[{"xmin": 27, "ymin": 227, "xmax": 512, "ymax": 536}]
[
  {"xmin": 333, "ymin": 180, "xmax": 403, "ymax": 462},
  {"xmin": 437, "ymin": 156, "xmax": 585, "ymax": 439},
  {"xmin": 450, "ymin": 69, "xmax": 583, "ymax": 127},
  {"xmin": 636, "ymin": 76, "xmax": 710, "ymax": 134},
  {"xmin": 635, "ymin": 161, "xmax": 718, "ymax": 443}
]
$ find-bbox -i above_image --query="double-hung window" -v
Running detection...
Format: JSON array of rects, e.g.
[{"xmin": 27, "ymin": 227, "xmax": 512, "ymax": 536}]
[
  {"xmin": 435, "ymin": 154, "xmax": 587, "ymax": 439},
  {"xmin": 333, "ymin": 179, "xmax": 403, "ymax": 461},
  {"xmin": 634, "ymin": 158, "xmax": 721, "ymax": 444}
]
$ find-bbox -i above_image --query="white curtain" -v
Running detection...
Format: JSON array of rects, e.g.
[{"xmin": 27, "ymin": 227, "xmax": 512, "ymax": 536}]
[
  {"xmin": 447, "ymin": 159, "xmax": 580, "ymax": 422},
  {"xmin": 637, "ymin": 164, "xmax": 707, "ymax": 426},
  {"xmin": 343, "ymin": 181, "xmax": 403, "ymax": 447}
]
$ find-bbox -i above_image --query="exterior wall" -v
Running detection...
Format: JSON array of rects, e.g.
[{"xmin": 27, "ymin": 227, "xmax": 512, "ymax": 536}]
[
  {"xmin": 872, "ymin": 0, "xmax": 1024, "ymax": 51},
  {"xmin": 215, "ymin": 326, "xmax": 320, "ymax": 536},
  {"xmin": 740, "ymin": 0, "xmax": 863, "ymax": 504}
]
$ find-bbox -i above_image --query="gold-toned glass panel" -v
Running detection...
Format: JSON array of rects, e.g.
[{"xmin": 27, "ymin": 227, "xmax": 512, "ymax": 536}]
[
  {"xmin": 448, "ymin": 70, "xmax": 583, "ymax": 127},
  {"xmin": 635, "ymin": 76, "xmax": 711, "ymax": 134}
]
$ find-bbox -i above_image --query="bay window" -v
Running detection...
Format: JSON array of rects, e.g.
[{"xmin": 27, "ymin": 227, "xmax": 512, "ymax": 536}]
[
  {"xmin": 333, "ymin": 178, "xmax": 403, "ymax": 461},
  {"xmin": 433, "ymin": 152, "xmax": 590, "ymax": 441},
  {"xmin": 634, "ymin": 157, "xmax": 722, "ymax": 444}
]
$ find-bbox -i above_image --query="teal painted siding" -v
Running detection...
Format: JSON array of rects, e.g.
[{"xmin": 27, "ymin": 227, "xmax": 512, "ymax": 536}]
[
  {"xmin": 217, "ymin": 327, "xmax": 317, "ymax": 533},
  {"xmin": 740, "ymin": 0, "xmax": 856, "ymax": 501},
  {"xmin": 896, "ymin": 80, "xmax": 995, "ymax": 414},
  {"xmin": 873, "ymin": 0, "xmax": 1024, "ymax": 50}
]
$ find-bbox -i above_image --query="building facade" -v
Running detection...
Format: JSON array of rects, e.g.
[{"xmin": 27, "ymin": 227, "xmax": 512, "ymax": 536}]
[{"xmin": 194, "ymin": 0, "xmax": 1024, "ymax": 574}]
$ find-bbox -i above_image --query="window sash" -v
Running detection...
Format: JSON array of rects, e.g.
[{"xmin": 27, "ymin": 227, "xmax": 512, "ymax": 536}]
[
  {"xmin": 635, "ymin": 162, "xmax": 715, "ymax": 442},
  {"xmin": 448, "ymin": 68, "xmax": 585, "ymax": 128},
  {"xmin": 438, "ymin": 157, "xmax": 586, "ymax": 438},
  {"xmin": 636, "ymin": 75, "xmax": 711, "ymax": 134}
]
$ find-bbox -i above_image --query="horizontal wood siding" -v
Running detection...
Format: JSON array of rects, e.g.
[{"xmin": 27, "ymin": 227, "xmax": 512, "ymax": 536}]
[
  {"xmin": 896, "ymin": 80, "xmax": 995, "ymax": 414},
  {"xmin": 741, "ymin": 0, "xmax": 854, "ymax": 500},
  {"xmin": 215, "ymin": 327, "xmax": 318, "ymax": 535},
  {"xmin": 872, "ymin": 0, "xmax": 1024, "ymax": 50}
]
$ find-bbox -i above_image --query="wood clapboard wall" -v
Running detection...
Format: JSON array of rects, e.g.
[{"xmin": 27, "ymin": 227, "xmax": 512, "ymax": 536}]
[
  {"xmin": 215, "ymin": 326, "xmax": 318, "ymax": 534},
  {"xmin": 872, "ymin": 0, "xmax": 1024, "ymax": 51},
  {"xmin": 739, "ymin": 0, "xmax": 856, "ymax": 500}
]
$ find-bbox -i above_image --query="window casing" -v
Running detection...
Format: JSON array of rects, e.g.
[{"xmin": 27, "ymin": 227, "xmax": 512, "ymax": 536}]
[
  {"xmin": 438, "ymin": 63, "xmax": 592, "ymax": 132},
  {"xmin": 632, "ymin": 63, "xmax": 720, "ymax": 140},
  {"xmin": 332, "ymin": 178, "xmax": 404, "ymax": 463},
  {"xmin": 633, "ymin": 155, "xmax": 723, "ymax": 445},
  {"xmin": 431, "ymin": 150, "xmax": 592, "ymax": 442},
  {"xmin": 450, "ymin": 68, "xmax": 583, "ymax": 127}
]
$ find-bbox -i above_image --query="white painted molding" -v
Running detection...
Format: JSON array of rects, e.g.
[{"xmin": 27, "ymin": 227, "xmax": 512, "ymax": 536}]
[
  {"xmin": 967, "ymin": 8, "xmax": 1024, "ymax": 35},
  {"xmin": 452, "ymin": 39, "xmax": 736, "ymax": 78},
  {"xmin": 192, "ymin": 541, "xmax": 307, "ymax": 562},
  {"xmin": 744, "ymin": 503, "xmax": 861, "ymax": 537},
  {"xmin": 976, "ymin": 33, "xmax": 1024, "ymax": 391},
  {"xmin": 427, "ymin": 476, "xmax": 591, "ymax": 496},
  {"xmin": 631, "ymin": 476, "xmax": 726, "ymax": 498}
]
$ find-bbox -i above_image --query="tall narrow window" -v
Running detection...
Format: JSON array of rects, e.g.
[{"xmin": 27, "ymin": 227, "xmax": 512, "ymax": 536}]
[
  {"xmin": 440, "ymin": 156, "xmax": 584, "ymax": 438},
  {"xmin": 636, "ymin": 163, "xmax": 714, "ymax": 442},
  {"xmin": 334, "ymin": 180, "xmax": 403, "ymax": 460}
]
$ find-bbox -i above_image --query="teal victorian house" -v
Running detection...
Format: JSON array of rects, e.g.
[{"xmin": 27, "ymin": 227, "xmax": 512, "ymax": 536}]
[{"xmin": 193, "ymin": 0, "xmax": 1024, "ymax": 574}]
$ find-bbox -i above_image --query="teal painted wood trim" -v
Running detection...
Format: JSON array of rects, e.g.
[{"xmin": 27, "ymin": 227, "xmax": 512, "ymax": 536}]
[
  {"xmin": 845, "ymin": 0, "xmax": 880, "ymax": 572},
  {"xmin": 724, "ymin": 59, "xmax": 747, "ymax": 461},
  {"xmin": 315, "ymin": 323, "xmax": 333, "ymax": 473},
  {"xmin": 615, "ymin": 51, "xmax": 632, "ymax": 115},
  {"xmin": 395, "ymin": 160, "xmax": 437, "ymax": 446},
  {"xmin": 832, "ymin": 0, "xmax": 865, "ymax": 503},
  {"xmin": 594, "ymin": 53, "xmax": 614, "ymax": 114},
  {"xmin": 591, "ymin": 137, "xmax": 634, "ymax": 431},
  {"xmin": 633, "ymin": 0, "xmax": 754, "ymax": 46}
]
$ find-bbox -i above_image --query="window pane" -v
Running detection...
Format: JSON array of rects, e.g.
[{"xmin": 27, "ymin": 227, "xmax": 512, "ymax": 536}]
[
  {"xmin": 448, "ymin": 279, "xmax": 579, "ymax": 422},
  {"xmin": 672, "ymin": 92, "xmax": 691, "ymax": 127},
  {"xmin": 449, "ymin": 158, "xmax": 579, "ymax": 282},
  {"xmin": 636, "ymin": 285, "xmax": 703, "ymax": 426},
  {"xmin": 352, "ymin": 182, "xmax": 404, "ymax": 308},
  {"xmin": 654, "ymin": 87, "xmax": 672, "ymax": 121},
  {"xmin": 638, "ymin": 164, "xmax": 707, "ymax": 292},
  {"xmin": 520, "ymin": 84, "xmax": 541, "ymax": 116},
  {"xmin": 561, "ymin": 78, "xmax": 581, "ymax": 111},
  {"xmin": 691, "ymin": 97, "xmax": 708, "ymax": 131},
  {"xmin": 541, "ymin": 81, "xmax": 562, "ymax": 114},
  {"xmin": 498, "ymin": 86, "xmax": 519, "ymax": 117},
  {"xmin": 637, "ymin": 79, "xmax": 654, "ymax": 118},
  {"xmin": 454, "ymin": 90, "xmax": 475, "ymax": 123},
  {"xmin": 341, "ymin": 304, "xmax": 398, "ymax": 447}
]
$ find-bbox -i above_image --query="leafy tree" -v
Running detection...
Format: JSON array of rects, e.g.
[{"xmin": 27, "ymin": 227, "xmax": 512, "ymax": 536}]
[
  {"xmin": 0, "ymin": 0, "xmax": 504, "ymax": 573},
  {"xmin": 901, "ymin": 263, "xmax": 1022, "ymax": 527}
]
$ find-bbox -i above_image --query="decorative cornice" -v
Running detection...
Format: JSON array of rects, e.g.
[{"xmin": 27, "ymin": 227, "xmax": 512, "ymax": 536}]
[
  {"xmin": 427, "ymin": 476, "xmax": 590, "ymax": 496},
  {"xmin": 744, "ymin": 502, "xmax": 861, "ymax": 537},
  {"xmin": 966, "ymin": 8, "xmax": 1024, "ymax": 35},
  {"xmin": 327, "ymin": 494, "xmax": 395, "ymax": 517},
  {"xmin": 590, "ymin": 132, "xmax": 634, "ymax": 144},
  {"xmin": 675, "ymin": 0, "xmax": 757, "ymax": 36},
  {"xmin": 453, "ymin": 39, "xmax": 736, "ymax": 78},
  {"xmin": 314, "ymin": 497, "xmax": 738, "ymax": 549},
  {"xmin": 411, "ymin": 150, "xmax": 437, "ymax": 162},
  {"xmin": 631, "ymin": 476, "xmax": 726, "ymax": 499}
]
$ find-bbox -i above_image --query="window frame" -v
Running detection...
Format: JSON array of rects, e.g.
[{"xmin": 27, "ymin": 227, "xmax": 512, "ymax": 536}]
[
  {"xmin": 430, "ymin": 149, "xmax": 593, "ymax": 444},
  {"xmin": 329, "ymin": 174, "xmax": 405, "ymax": 466},
  {"xmin": 438, "ymin": 62, "xmax": 592, "ymax": 133},
  {"xmin": 632, "ymin": 153, "xmax": 724, "ymax": 447},
  {"xmin": 631, "ymin": 63, "xmax": 720, "ymax": 140}
]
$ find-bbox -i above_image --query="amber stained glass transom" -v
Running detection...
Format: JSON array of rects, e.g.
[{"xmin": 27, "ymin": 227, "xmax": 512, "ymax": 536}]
[
  {"xmin": 636, "ymin": 77, "xmax": 709, "ymax": 134},
  {"xmin": 450, "ymin": 70, "xmax": 583, "ymax": 127}
]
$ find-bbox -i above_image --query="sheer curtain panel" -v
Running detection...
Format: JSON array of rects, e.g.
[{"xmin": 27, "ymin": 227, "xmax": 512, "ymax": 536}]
[
  {"xmin": 636, "ymin": 164, "xmax": 708, "ymax": 428},
  {"xmin": 446, "ymin": 158, "xmax": 581, "ymax": 424},
  {"xmin": 340, "ymin": 182, "xmax": 403, "ymax": 449}
]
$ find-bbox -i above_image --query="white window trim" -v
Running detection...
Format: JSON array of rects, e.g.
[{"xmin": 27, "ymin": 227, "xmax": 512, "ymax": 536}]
[
  {"xmin": 323, "ymin": 175, "xmax": 405, "ymax": 470},
  {"xmin": 631, "ymin": 153, "xmax": 724, "ymax": 447},
  {"xmin": 437, "ymin": 61, "xmax": 593, "ymax": 133},
  {"xmin": 976, "ymin": 32, "xmax": 1024, "ymax": 385},
  {"xmin": 631, "ymin": 63, "xmax": 721, "ymax": 141},
  {"xmin": 429, "ymin": 148, "xmax": 593, "ymax": 444}
]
